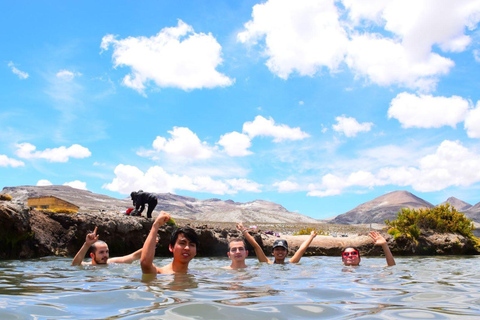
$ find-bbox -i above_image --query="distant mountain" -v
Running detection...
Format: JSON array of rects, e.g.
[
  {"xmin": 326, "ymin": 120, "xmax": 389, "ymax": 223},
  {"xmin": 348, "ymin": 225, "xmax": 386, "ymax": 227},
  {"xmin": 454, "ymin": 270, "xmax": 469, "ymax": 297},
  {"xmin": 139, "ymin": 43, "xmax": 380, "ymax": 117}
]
[
  {"xmin": 439, "ymin": 197, "xmax": 472, "ymax": 212},
  {"xmin": 464, "ymin": 201, "xmax": 480, "ymax": 222},
  {"xmin": 1, "ymin": 185, "xmax": 319, "ymax": 224},
  {"xmin": 330, "ymin": 190, "xmax": 434, "ymax": 225}
]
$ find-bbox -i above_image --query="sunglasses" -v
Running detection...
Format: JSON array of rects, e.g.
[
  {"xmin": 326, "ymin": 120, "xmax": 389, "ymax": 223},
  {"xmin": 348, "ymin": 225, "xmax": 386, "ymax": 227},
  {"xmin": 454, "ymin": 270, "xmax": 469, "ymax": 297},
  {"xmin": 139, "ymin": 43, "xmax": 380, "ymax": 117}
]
[{"xmin": 342, "ymin": 251, "xmax": 359, "ymax": 258}]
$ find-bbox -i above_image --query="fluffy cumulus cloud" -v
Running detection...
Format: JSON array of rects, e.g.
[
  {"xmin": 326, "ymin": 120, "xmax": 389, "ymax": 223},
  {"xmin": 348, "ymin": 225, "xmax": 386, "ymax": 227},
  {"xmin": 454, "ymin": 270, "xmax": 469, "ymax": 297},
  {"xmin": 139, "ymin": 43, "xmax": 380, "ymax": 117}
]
[
  {"xmin": 307, "ymin": 140, "xmax": 480, "ymax": 196},
  {"xmin": 0, "ymin": 155, "xmax": 24, "ymax": 167},
  {"xmin": 388, "ymin": 92, "xmax": 471, "ymax": 128},
  {"xmin": 101, "ymin": 20, "xmax": 233, "ymax": 93},
  {"xmin": 217, "ymin": 131, "xmax": 253, "ymax": 157},
  {"xmin": 243, "ymin": 116, "xmax": 310, "ymax": 142},
  {"xmin": 151, "ymin": 127, "xmax": 213, "ymax": 159},
  {"xmin": 238, "ymin": 0, "xmax": 480, "ymax": 90},
  {"xmin": 63, "ymin": 180, "xmax": 87, "ymax": 190},
  {"xmin": 36, "ymin": 179, "xmax": 53, "ymax": 186},
  {"xmin": 103, "ymin": 164, "xmax": 260, "ymax": 195},
  {"xmin": 15, "ymin": 143, "xmax": 91, "ymax": 162},
  {"xmin": 464, "ymin": 101, "xmax": 480, "ymax": 138},
  {"xmin": 8, "ymin": 62, "xmax": 29, "ymax": 79},
  {"xmin": 238, "ymin": 0, "xmax": 348, "ymax": 79},
  {"xmin": 274, "ymin": 180, "xmax": 301, "ymax": 192},
  {"xmin": 332, "ymin": 115, "xmax": 373, "ymax": 137}
]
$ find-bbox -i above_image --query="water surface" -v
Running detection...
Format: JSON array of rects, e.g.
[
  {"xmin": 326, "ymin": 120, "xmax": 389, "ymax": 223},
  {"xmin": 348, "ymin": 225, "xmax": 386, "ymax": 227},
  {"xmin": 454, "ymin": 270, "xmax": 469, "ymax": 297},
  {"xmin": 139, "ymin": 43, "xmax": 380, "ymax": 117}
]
[{"xmin": 1, "ymin": 256, "xmax": 479, "ymax": 319}]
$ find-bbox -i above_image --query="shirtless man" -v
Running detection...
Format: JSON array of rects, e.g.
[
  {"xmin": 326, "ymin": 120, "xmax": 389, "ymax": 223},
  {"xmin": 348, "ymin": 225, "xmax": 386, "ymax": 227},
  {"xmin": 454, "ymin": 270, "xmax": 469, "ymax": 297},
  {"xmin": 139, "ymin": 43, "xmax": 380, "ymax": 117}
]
[
  {"xmin": 71, "ymin": 227, "xmax": 142, "ymax": 266},
  {"xmin": 237, "ymin": 222, "xmax": 317, "ymax": 264},
  {"xmin": 224, "ymin": 238, "xmax": 249, "ymax": 270},
  {"xmin": 141, "ymin": 211, "xmax": 198, "ymax": 275},
  {"xmin": 342, "ymin": 231, "xmax": 396, "ymax": 267}
]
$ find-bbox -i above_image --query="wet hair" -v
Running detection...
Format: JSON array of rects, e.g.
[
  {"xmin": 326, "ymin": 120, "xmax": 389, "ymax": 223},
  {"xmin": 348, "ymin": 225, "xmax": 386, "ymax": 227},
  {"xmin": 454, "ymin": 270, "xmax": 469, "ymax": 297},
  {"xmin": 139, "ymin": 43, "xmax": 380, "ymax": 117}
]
[
  {"xmin": 228, "ymin": 238, "xmax": 246, "ymax": 249},
  {"xmin": 170, "ymin": 227, "xmax": 199, "ymax": 248},
  {"xmin": 342, "ymin": 247, "xmax": 361, "ymax": 258},
  {"xmin": 90, "ymin": 240, "xmax": 108, "ymax": 254}
]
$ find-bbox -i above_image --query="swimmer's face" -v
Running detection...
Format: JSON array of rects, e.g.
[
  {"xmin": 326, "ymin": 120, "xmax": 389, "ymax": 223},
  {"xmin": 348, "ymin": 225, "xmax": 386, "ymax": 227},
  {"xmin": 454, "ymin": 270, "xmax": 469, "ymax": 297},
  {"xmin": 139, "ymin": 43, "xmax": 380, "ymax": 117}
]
[
  {"xmin": 228, "ymin": 241, "xmax": 248, "ymax": 262},
  {"xmin": 169, "ymin": 233, "xmax": 197, "ymax": 263},
  {"xmin": 273, "ymin": 247, "xmax": 287, "ymax": 262},
  {"xmin": 91, "ymin": 243, "xmax": 109, "ymax": 264},
  {"xmin": 342, "ymin": 248, "xmax": 360, "ymax": 266}
]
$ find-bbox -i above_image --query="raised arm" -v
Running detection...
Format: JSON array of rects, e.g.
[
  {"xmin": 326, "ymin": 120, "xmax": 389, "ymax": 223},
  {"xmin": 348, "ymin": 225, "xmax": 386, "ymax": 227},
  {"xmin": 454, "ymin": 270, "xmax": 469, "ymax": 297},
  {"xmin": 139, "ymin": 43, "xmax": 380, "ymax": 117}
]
[
  {"xmin": 108, "ymin": 248, "xmax": 143, "ymax": 264},
  {"xmin": 289, "ymin": 230, "xmax": 317, "ymax": 263},
  {"xmin": 140, "ymin": 211, "xmax": 171, "ymax": 274},
  {"xmin": 237, "ymin": 222, "xmax": 271, "ymax": 264},
  {"xmin": 72, "ymin": 227, "xmax": 99, "ymax": 266},
  {"xmin": 369, "ymin": 231, "xmax": 396, "ymax": 267}
]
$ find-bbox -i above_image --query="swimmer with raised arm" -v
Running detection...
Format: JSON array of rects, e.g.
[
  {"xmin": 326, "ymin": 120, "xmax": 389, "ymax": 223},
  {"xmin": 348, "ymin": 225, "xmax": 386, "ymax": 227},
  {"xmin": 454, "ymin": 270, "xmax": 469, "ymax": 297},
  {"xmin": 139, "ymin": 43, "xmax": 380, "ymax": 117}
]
[
  {"xmin": 71, "ymin": 227, "xmax": 143, "ymax": 266},
  {"xmin": 342, "ymin": 231, "xmax": 395, "ymax": 267},
  {"xmin": 237, "ymin": 222, "xmax": 317, "ymax": 264},
  {"xmin": 141, "ymin": 211, "xmax": 199, "ymax": 275}
]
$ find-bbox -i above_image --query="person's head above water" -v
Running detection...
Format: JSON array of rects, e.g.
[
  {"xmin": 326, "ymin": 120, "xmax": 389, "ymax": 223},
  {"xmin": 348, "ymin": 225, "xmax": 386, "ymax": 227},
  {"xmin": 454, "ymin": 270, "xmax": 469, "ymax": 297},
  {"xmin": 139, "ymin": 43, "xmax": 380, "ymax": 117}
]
[
  {"xmin": 342, "ymin": 247, "xmax": 361, "ymax": 266},
  {"xmin": 272, "ymin": 239, "xmax": 289, "ymax": 263},
  {"xmin": 89, "ymin": 240, "xmax": 109, "ymax": 264},
  {"xmin": 227, "ymin": 238, "xmax": 249, "ymax": 268}
]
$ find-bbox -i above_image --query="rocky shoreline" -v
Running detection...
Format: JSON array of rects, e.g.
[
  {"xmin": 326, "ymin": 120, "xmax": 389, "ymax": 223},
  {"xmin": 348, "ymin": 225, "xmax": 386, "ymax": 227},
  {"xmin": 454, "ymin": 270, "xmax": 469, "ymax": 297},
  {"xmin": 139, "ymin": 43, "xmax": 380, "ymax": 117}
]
[{"xmin": 1, "ymin": 201, "xmax": 479, "ymax": 260}]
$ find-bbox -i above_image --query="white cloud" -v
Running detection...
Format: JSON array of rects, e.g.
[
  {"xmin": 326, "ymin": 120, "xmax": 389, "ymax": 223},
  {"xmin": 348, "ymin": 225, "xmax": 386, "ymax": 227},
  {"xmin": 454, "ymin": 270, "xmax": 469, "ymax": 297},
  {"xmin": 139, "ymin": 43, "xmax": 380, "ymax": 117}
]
[
  {"xmin": 243, "ymin": 115, "xmax": 310, "ymax": 142},
  {"xmin": 0, "ymin": 155, "xmax": 25, "ymax": 167},
  {"xmin": 56, "ymin": 70, "xmax": 81, "ymax": 81},
  {"xmin": 8, "ymin": 62, "xmax": 29, "ymax": 79},
  {"xmin": 464, "ymin": 101, "xmax": 480, "ymax": 138},
  {"xmin": 226, "ymin": 179, "xmax": 262, "ymax": 192},
  {"xmin": 15, "ymin": 143, "xmax": 91, "ymax": 162},
  {"xmin": 238, "ymin": 0, "xmax": 348, "ymax": 79},
  {"xmin": 345, "ymin": 33, "xmax": 453, "ymax": 91},
  {"xmin": 103, "ymin": 164, "xmax": 261, "ymax": 195},
  {"xmin": 307, "ymin": 140, "xmax": 480, "ymax": 197},
  {"xmin": 101, "ymin": 19, "xmax": 233, "ymax": 93},
  {"xmin": 388, "ymin": 92, "xmax": 471, "ymax": 128},
  {"xmin": 151, "ymin": 127, "xmax": 213, "ymax": 159},
  {"xmin": 63, "ymin": 180, "xmax": 87, "ymax": 190},
  {"xmin": 218, "ymin": 132, "xmax": 253, "ymax": 157},
  {"xmin": 239, "ymin": 0, "xmax": 480, "ymax": 90},
  {"xmin": 36, "ymin": 179, "xmax": 53, "ymax": 186},
  {"xmin": 332, "ymin": 115, "xmax": 373, "ymax": 137},
  {"xmin": 474, "ymin": 49, "xmax": 480, "ymax": 62},
  {"xmin": 274, "ymin": 180, "xmax": 301, "ymax": 192}
]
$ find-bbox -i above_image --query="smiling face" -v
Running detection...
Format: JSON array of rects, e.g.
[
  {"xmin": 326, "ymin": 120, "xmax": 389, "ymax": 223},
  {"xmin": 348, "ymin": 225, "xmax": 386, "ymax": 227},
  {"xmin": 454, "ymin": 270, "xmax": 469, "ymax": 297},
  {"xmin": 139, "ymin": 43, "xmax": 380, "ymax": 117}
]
[
  {"xmin": 90, "ymin": 242, "xmax": 109, "ymax": 265},
  {"xmin": 228, "ymin": 240, "xmax": 248, "ymax": 262},
  {"xmin": 170, "ymin": 233, "xmax": 197, "ymax": 264},
  {"xmin": 342, "ymin": 248, "xmax": 360, "ymax": 266},
  {"xmin": 272, "ymin": 247, "xmax": 288, "ymax": 263}
]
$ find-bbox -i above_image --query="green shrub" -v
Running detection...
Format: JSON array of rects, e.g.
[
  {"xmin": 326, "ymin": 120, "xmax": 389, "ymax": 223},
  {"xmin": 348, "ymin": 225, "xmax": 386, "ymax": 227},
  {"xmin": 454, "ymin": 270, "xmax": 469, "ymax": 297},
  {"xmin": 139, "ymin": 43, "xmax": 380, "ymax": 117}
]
[
  {"xmin": 0, "ymin": 194, "xmax": 12, "ymax": 201},
  {"xmin": 294, "ymin": 227, "xmax": 329, "ymax": 236},
  {"xmin": 385, "ymin": 204, "xmax": 478, "ymax": 245}
]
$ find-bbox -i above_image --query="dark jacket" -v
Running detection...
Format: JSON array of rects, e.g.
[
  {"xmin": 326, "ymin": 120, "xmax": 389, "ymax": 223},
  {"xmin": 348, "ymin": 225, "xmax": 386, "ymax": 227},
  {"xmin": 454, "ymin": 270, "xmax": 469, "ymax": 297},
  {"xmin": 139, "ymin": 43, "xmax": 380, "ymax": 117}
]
[{"xmin": 132, "ymin": 192, "xmax": 157, "ymax": 214}]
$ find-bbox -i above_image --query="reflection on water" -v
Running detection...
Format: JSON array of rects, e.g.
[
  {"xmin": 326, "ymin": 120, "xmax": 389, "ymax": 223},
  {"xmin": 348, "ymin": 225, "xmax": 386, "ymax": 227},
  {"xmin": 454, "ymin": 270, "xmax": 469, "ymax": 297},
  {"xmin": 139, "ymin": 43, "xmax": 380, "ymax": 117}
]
[{"xmin": 1, "ymin": 256, "xmax": 480, "ymax": 319}]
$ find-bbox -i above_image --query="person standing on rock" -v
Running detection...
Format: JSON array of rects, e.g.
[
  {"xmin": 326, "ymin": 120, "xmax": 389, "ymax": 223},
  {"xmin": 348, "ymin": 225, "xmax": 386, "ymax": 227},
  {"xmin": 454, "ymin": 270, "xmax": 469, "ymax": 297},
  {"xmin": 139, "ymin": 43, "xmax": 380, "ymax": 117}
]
[
  {"xmin": 342, "ymin": 231, "xmax": 396, "ymax": 267},
  {"xmin": 130, "ymin": 190, "xmax": 158, "ymax": 219},
  {"xmin": 237, "ymin": 222, "xmax": 317, "ymax": 264},
  {"xmin": 71, "ymin": 227, "xmax": 143, "ymax": 266},
  {"xmin": 224, "ymin": 238, "xmax": 249, "ymax": 269},
  {"xmin": 141, "ymin": 211, "xmax": 199, "ymax": 275}
]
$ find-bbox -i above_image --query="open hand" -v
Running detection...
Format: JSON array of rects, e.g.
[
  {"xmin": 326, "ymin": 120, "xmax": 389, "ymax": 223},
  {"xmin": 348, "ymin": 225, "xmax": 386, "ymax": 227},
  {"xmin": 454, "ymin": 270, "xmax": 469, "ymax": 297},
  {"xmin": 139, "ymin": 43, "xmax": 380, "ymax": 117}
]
[
  {"xmin": 236, "ymin": 222, "xmax": 245, "ymax": 232},
  {"xmin": 369, "ymin": 230, "xmax": 386, "ymax": 246}
]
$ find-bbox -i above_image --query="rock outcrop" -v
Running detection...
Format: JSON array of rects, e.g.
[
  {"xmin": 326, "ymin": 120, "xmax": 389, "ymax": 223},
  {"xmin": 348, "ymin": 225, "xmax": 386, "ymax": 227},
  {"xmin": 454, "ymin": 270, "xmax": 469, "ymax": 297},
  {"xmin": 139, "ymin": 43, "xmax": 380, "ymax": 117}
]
[{"xmin": 1, "ymin": 200, "xmax": 478, "ymax": 259}]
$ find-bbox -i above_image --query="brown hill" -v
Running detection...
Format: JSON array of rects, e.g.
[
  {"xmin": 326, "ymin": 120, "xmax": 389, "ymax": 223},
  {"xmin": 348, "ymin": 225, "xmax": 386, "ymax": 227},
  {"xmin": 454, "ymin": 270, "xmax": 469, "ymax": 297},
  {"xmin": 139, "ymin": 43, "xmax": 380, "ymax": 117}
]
[
  {"xmin": 330, "ymin": 190, "xmax": 434, "ymax": 225},
  {"xmin": 439, "ymin": 197, "xmax": 472, "ymax": 212},
  {"xmin": 1, "ymin": 185, "xmax": 319, "ymax": 224}
]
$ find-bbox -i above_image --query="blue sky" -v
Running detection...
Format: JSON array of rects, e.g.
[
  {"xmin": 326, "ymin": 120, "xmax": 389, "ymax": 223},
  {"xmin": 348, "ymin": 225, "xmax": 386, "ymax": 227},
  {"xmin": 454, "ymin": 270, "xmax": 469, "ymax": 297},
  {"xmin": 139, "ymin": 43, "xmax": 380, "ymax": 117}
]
[{"xmin": 2, "ymin": 0, "xmax": 480, "ymax": 219}]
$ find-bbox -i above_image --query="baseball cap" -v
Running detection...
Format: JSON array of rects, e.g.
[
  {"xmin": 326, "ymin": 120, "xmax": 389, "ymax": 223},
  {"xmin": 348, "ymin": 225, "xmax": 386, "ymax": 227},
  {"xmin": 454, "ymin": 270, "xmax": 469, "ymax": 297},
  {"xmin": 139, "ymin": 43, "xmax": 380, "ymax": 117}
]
[{"xmin": 273, "ymin": 239, "xmax": 288, "ymax": 250}]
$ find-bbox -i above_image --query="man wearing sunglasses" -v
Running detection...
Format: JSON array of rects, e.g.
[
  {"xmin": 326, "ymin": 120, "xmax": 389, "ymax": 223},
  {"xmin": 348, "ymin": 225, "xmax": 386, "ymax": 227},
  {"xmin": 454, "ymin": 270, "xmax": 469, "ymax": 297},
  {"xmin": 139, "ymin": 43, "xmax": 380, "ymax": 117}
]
[
  {"xmin": 237, "ymin": 222, "xmax": 317, "ymax": 264},
  {"xmin": 342, "ymin": 231, "xmax": 395, "ymax": 267},
  {"xmin": 224, "ymin": 238, "xmax": 249, "ymax": 269}
]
